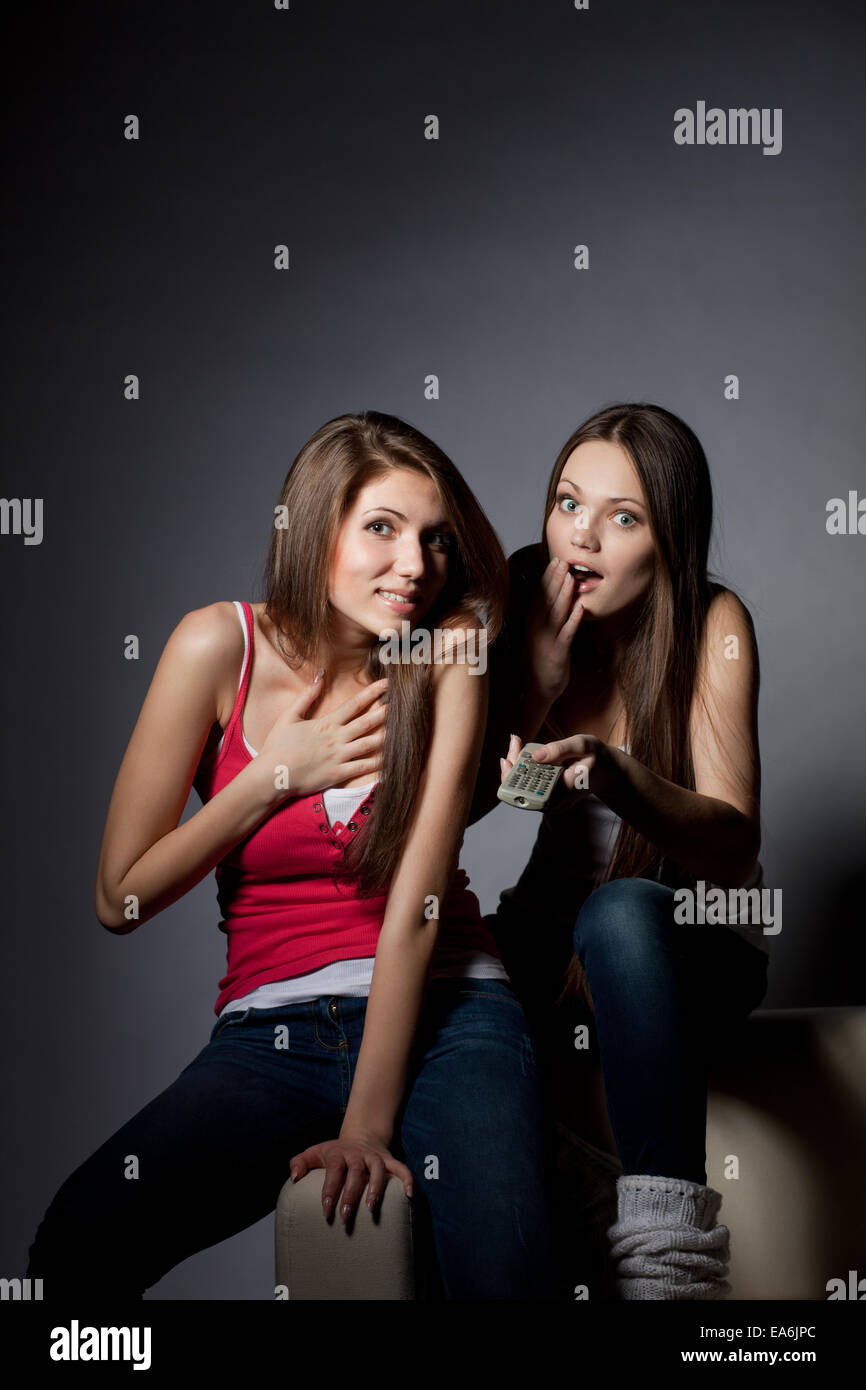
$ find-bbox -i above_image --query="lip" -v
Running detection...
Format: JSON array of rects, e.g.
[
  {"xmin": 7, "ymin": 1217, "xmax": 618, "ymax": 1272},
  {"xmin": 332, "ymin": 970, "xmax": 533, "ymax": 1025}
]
[
  {"xmin": 375, "ymin": 588, "xmax": 423, "ymax": 613},
  {"xmin": 568, "ymin": 562, "xmax": 604, "ymax": 592}
]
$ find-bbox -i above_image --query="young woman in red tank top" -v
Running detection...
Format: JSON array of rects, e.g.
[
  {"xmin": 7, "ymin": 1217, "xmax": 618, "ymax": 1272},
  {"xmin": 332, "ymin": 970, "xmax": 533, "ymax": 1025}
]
[{"xmin": 26, "ymin": 411, "xmax": 556, "ymax": 1300}]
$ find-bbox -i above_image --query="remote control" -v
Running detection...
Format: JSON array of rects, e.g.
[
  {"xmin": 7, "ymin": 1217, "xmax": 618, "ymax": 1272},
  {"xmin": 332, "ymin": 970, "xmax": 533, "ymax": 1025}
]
[{"xmin": 497, "ymin": 742, "xmax": 563, "ymax": 811}]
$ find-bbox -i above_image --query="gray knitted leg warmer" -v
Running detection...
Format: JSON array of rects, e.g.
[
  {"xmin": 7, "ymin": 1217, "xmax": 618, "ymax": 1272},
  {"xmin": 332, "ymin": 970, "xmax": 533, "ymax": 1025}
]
[{"xmin": 607, "ymin": 1174, "xmax": 731, "ymax": 1300}]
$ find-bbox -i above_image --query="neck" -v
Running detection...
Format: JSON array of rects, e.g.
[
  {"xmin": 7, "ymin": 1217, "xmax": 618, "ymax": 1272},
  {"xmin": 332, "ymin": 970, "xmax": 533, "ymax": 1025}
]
[
  {"xmin": 264, "ymin": 608, "xmax": 372, "ymax": 683},
  {"xmin": 313, "ymin": 617, "xmax": 376, "ymax": 682}
]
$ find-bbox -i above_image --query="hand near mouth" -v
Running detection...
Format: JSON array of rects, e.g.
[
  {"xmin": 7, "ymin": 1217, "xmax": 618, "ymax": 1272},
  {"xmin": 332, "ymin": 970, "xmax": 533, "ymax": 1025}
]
[{"xmin": 523, "ymin": 556, "xmax": 587, "ymax": 704}]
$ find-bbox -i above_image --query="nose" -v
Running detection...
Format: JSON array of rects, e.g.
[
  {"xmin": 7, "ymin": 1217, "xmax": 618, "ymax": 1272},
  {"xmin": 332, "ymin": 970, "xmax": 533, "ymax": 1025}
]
[
  {"xmin": 570, "ymin": 505, "xmax": 600, "ymax": 551},
  {"xmin": 392, "ymin": 535, "xmax": 426, "ymax": 580}
]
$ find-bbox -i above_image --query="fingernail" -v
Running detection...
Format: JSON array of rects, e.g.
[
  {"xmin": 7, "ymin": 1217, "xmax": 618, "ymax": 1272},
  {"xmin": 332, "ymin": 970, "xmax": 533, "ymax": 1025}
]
[
  {"xmin": 341, "ymin": 1203, "xmax": 352, "ymax": 1220},
  {"xmin": 535, "ymin": 748, "xmax": 547, "ymax": 759},
  {"xmin": 406, "ymin": 1187, "xmax": 414, "ymax": 1200},
  {"xmin": 289, "ymin": 1169, "xmax": 298, "ymax": 1183},
  {"xmin": 499, "ymin": 758, "xmax": 507, "ymax": 776},
  {"xmin": 322, "ymin": 1195, "xmax": 334, "ymax": 1213}
]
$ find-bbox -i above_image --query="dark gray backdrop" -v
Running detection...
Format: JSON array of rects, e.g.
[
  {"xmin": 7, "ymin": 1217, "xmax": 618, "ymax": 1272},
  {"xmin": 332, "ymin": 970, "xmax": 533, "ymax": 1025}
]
[{"xmin": 2, "ymin": 0, "xmax": 864, "ymax": 1298}]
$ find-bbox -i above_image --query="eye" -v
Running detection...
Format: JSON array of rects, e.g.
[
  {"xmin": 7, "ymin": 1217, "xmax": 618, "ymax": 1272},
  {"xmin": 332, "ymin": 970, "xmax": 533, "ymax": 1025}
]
[
  {"xmin": 366, "ymin": 519, "xmax": 452, "ymax": 550},
  {"xmin": 613, "ymin": 510, "xmax": 638, "ymax": 528},
  {"xmin": 558, "ymin": 500, "xmax": 586, "ymax": 522}
]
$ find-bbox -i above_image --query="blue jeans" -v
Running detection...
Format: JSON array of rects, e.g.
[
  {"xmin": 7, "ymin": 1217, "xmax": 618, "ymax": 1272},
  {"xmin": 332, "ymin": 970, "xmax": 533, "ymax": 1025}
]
[
  {"xmin": 26, "ymin": 979, "xmax": 556, "ymax": 1300},
  {"xmin": 572, "ymin": 878, "xmax": 770, "ymax": 1185}
]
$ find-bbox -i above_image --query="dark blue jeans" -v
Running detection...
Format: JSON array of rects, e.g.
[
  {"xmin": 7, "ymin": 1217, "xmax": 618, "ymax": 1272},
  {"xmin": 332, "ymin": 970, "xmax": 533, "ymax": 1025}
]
[
  {"xmin": 26, "ymin": 979, "xmax": 556, "ymax": 1300},
  {"xmin": 573, "ymin": 878, "xmax": 770, "ymax": 1186}
]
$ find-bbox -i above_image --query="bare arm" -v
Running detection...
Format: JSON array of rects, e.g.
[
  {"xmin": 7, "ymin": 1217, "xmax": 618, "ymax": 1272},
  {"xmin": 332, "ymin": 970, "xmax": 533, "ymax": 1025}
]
[
  {"xmin": 469, "ymin": 680, "xmax": 555, "ymax": 825},
  {"xmin": 94, "ymin": 604, "xmax": 282, "ymax": 932},
  {"xmin": 596, "ymin": 754, "xmax": 759, "ymax": 887},
  {"xmin": 341, "ymin": 655, "xmax": 488, "ymax": 1143},
  {"xmin": 537, "ymin": 590, "xmax": 761, "ymax": 886}
]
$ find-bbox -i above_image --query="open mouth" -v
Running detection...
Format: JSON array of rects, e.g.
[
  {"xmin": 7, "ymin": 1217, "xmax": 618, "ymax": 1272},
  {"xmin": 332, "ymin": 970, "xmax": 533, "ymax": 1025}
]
[{"xmin": 568, "ymin": 564, "xmax": 603, "ymax": 592}]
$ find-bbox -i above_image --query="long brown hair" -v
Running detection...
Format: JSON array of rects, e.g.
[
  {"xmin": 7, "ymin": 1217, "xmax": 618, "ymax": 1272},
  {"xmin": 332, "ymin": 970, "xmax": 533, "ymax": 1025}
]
[
  {"xmin": 542, "ymin": 403, "xmax": 753, "ymax": 1005},
  {"xmin": 258, "ymin": 411, "xmax": 508, "ymax": 897}
]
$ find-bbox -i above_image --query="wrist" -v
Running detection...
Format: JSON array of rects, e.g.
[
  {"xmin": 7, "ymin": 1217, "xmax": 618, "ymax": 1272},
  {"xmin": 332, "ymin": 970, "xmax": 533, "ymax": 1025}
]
[
  {"xmin": 594, "ymin": 742, "xmax": 626, "ymax": 802},
  {"xmin": 339, "ymin": 1117, "xmax": 393, "ymax": 1149},
  {"xmin": 247, "ymin": 757, "xmax": 290, "ymax": 815},
  {"xmin": 519, "ymin": 682, "xmax": 557, "ymax": 723}
]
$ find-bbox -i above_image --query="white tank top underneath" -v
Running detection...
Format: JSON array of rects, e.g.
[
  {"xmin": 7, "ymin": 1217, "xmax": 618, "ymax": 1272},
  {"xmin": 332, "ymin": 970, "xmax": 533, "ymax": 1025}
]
[{"xmin": 220, "ymin": 778, "xmax": 508, "ymax": 1016}]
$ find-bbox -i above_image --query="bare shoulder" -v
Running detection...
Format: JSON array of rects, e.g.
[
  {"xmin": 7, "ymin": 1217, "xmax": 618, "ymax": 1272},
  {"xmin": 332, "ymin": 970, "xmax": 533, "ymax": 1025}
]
[
  {"xmin": 698, "ymin": 586, "xmax": 759, "ymax": 696},
  {"xmin": 166, "ymin": 601, "xmax": 245, "ymax": 726},
  {"xmin": 429, "ymin": 642, "xmax": 489, "ymax": 732},
  {"xmin": 170, "ymin": 600, "xmax": 244, "ymax": 663},
  {"xmin": 706, "ymin": 585, "xmax": 756, "ymax": 641}
]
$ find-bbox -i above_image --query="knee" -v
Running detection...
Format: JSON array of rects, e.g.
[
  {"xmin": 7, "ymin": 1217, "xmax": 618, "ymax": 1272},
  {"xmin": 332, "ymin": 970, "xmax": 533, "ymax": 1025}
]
[{"xmin": 573, "ymin": 877, "xmax": 673, "ymax": 961}]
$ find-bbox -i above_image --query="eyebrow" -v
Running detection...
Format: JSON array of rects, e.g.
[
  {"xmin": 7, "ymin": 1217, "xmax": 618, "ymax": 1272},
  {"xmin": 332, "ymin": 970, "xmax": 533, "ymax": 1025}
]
[
  {"xmin": 559, "ymin": 478, "xmax": 644, "ymax": 507},
  {"xmin": 362, "ymin": 507, "xmax": 452, "ymax": 527}
]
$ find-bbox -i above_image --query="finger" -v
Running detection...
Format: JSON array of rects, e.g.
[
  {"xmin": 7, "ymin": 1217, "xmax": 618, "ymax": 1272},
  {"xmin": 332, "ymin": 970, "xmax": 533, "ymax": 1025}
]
[
  {"xmin": 339, "ymin": 1159, "xmax": 370, "ymax": 1223},
  {"xmin": 534, "ymin": 735, "xmax": 588, "ymax": 764},
  {"xmin": 364, "ymin": 1155, "xmax": 388, "ymax": 1211},
  {"xmin": 320, "ymin": 1157, "xmax": 347, "ymax": 1218},
  {"xmin": 337, "ymin": 756, "xmax": 385, "ymax": 782},
  {"xmin": 563, "ymin": 758, "xmax": 593, "ymax": 790},
  {"xmin": 343, "ymin": 727, "xmax": 387, "ymax": 761},
  {"xmin": 531, "ymin": 740, "xmax": 560, "ymax": 763},
  {"xmin": 336, "ymin": 678, "xmax": 390, "ymax": 722},
  {"xmin": 289, "ymin": 672, "xmax": 326, "ymax": 717},
  {"xmin": 541, "ymin": 555, "xmax": 568, "ymax": 595},
  {"xmin": 383, "ymin": 1155, "xmax": 415, "ymax": 1199},
  {"xmin": 541, "ymin": 557, "xmax": 572, "ymax": 612},
  {"xmin": 289, "ymin": 1146, "xmax": 320, "ymax": 1183},
  {"xmin": 343, "ymin": 699, "xmax": 390, "ymax": 741},
  {"xmin": 558, "ymin": 596, "xmax": 585, "ymax": 641},
  {"xmin": 337, "ymin": 744, "xmax": 386, "ymax": 790},
  {"xmin": 548, "ymin": 567, "xmax": 577, "ymax": 628}
]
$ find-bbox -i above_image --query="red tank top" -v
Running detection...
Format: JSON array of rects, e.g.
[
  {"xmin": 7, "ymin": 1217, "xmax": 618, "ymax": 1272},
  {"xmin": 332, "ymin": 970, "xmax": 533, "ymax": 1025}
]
[{"xmin": 193, "ymin": 602, "xmax": 502, "ymax": 1014}]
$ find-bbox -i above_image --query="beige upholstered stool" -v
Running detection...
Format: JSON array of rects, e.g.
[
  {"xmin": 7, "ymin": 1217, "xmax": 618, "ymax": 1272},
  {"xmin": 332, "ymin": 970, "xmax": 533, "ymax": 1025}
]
[
  {"xmin": 274, "ymin": 1008, "xmax": 866, "ymax": 1300},
  {"xmin": 275, "ymin": 1169, "xmax": 423, "ymax": 1300},
  {"xmin": 706, "ymin": 1006, "xmax": 866, "ymax": 1300}
]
